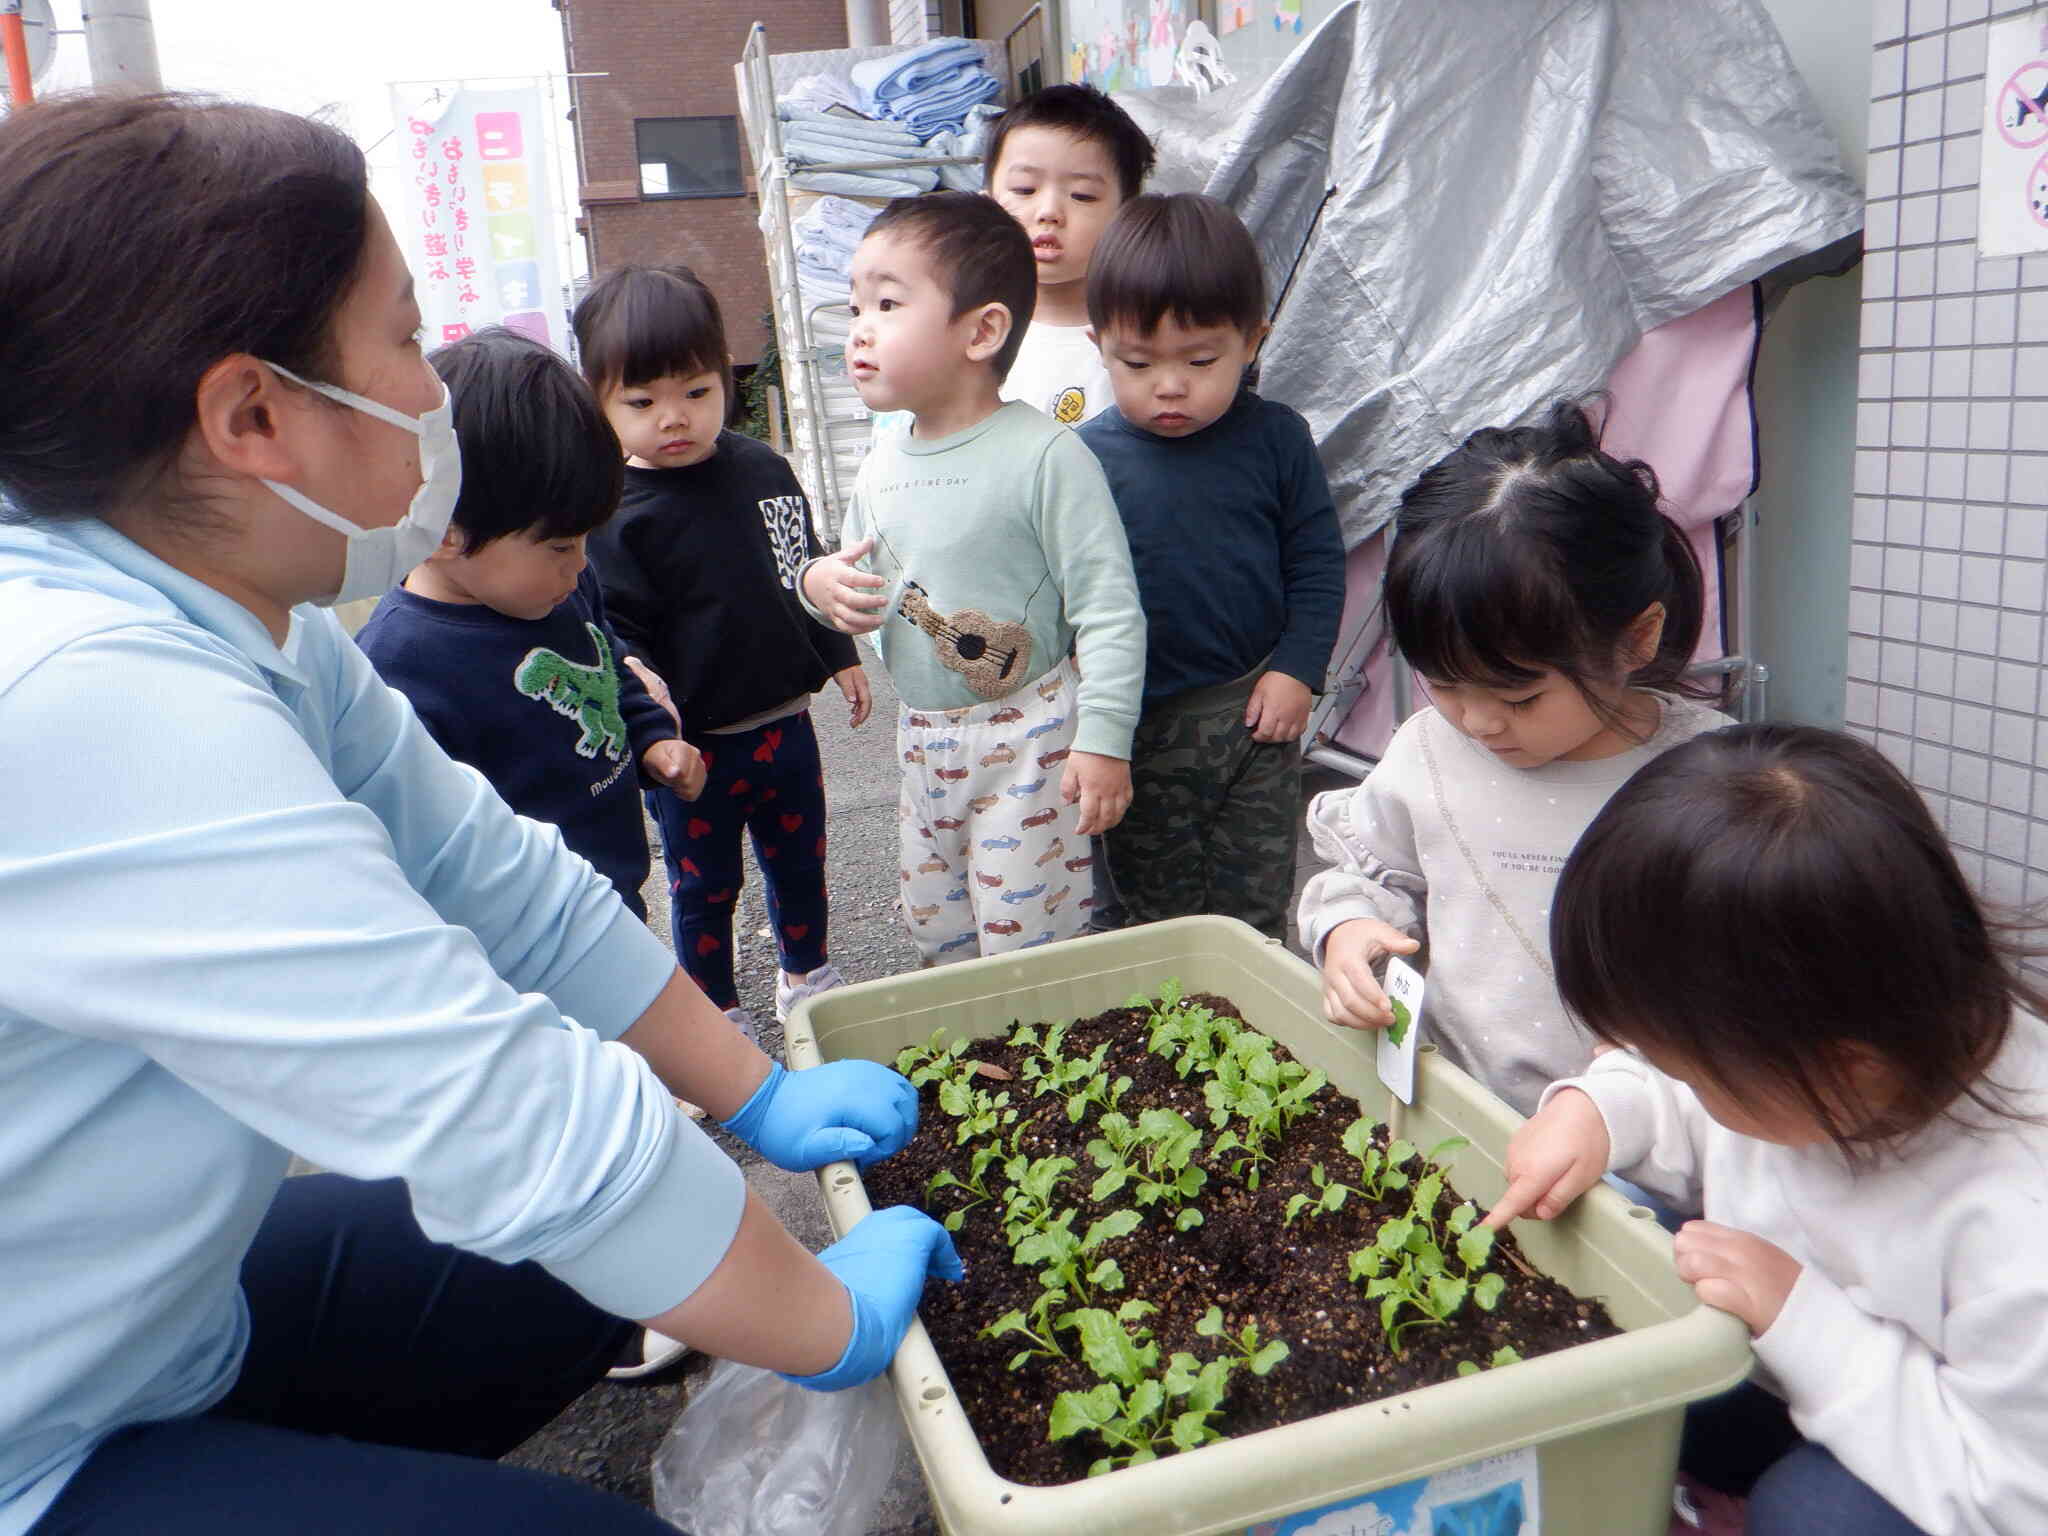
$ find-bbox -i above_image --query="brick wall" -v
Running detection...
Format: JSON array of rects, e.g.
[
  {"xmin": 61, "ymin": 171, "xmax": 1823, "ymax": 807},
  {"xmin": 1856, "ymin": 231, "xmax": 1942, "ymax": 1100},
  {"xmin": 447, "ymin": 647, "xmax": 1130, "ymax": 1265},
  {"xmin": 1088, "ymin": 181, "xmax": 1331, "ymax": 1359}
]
[
  {"xmin": 1854, "ymin": 0, "xmax": 2048, "ymax": 909},
  {"xmin": 559, "ymin": 0, "xmax": 847, "ymax": 364}
]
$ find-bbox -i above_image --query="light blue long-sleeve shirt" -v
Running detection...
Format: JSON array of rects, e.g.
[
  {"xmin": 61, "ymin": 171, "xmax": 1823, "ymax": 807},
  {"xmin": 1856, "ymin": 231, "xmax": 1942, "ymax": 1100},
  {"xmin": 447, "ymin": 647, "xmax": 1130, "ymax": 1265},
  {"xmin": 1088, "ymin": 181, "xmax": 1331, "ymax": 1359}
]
[{"xmin": 0, "ymin": 518, "xmax": 746, "ymax": 1534}]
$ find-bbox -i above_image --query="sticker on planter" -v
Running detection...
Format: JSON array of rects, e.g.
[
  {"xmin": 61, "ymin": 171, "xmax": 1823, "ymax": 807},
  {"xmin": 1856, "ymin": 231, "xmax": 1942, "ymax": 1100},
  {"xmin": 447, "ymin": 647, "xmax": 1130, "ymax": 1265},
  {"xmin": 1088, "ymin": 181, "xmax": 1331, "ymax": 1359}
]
[
  {"xmin": 1377, "ymin": 954, "xmax": 1425, "ymax": 1106},
  {"xmin": 1244, "ymin": 1445, "xmax": 1540, "ymax": 1534}
]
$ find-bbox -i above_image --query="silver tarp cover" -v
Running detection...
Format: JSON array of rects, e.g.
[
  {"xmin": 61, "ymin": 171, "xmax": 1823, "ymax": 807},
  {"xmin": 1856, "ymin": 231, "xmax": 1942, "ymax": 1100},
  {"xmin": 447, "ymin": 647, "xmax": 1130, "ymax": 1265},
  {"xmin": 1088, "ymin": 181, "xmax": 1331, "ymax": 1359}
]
[{"xmin": 1119, "ymin": 0, "xmax": 1865, "ymax": 547}]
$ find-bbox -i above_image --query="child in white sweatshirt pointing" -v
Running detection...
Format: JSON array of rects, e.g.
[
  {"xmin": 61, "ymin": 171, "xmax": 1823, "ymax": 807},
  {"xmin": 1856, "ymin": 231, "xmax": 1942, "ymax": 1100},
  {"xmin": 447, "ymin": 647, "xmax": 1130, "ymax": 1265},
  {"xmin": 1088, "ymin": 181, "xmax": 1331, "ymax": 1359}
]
[{"xmin": 1492, "ymin": 724, "xmax": 2048, "ymax": 1536}]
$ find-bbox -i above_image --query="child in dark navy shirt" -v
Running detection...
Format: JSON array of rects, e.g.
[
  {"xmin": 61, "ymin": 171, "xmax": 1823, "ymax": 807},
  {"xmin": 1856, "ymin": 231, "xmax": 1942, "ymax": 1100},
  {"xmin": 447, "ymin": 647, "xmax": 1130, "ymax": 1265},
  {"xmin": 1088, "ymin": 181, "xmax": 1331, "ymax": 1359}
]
[
  {"xmin": 1077, "ymin": 195, "xmax": 1344, "ymax": 940},
  {"xmin": 574, "ymin": 266, "xmax": 868, "ymax": 1038},
  {"xmin": 358, "ymin": 327, "xmax": 702, "ymax": 923}
]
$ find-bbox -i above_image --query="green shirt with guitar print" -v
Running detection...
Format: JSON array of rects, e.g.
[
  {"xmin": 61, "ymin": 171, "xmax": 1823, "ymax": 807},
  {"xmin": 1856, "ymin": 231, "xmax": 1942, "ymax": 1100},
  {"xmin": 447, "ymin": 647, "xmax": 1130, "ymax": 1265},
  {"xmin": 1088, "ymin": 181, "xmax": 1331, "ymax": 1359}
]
[{"xmin": 824, "ymin": 401, "xmax": 1145, "ymax": 760}]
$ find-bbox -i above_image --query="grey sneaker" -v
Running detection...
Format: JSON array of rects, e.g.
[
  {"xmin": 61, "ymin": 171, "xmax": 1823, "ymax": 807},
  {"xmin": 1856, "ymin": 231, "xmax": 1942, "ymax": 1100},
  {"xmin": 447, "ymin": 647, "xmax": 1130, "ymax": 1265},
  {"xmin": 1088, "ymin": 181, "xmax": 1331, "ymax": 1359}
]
[
  {"xmin": 722, "ymin": 1005, "xmax": 759, "ymax": 1044},
  {"xmin": 775, "ymin": 962, "xmax": 847, "ymax": 1023}
]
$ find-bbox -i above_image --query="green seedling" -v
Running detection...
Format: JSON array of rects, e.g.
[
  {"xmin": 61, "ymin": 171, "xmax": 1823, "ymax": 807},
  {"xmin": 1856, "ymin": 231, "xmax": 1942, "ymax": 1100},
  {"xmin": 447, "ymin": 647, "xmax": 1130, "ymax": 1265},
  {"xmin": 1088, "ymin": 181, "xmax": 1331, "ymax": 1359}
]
[
  {"xmin": 1014, "ymin": 1206, "xmax": 1142, "ymax": 1303},
  {"xmin": 1125, "ymin": 1106, "xmax": 1207, "ymax": 1228},
  {"xmin": 1130, "ymin": 979, "xmax": 1244, "ymax": 1081},
  {"xmin": 1456, "ymin": 1345, "xmax": 1524, "ymax": 1378},
  {"xmin": 1283, "ymin": 1161, "xmax": 1360, "ymax": 1225},
  {"xmin": 999, "ymin": 1153, "xmax": 1075, "ymax": 1246},
  {"xmin": 1088, "ymin": 1110, "xmax": 1207, "ymax": 1226},
  {"xmin": 982, "ymin": 1285, "xmax": 1072, "ymax": 1369},
  {"xmin": 895, "ymin": 1028, "xmax": 974, "ymax": 1089},
  {"xmin": 1048, "ymin": 1304, "xmax": 1239, "ymax": 1475},
  {"xmin": 937, "ymin": 1077, "xmax": 1018, "ymax": 1146},
  {"xmin": 926, "ymin": 1141, "xmax": 1004, "ymax": 1232},
  {"xmin": 1348, "ymin": 1190, "xmax": 1505, "ymax": 1354},
  {"xmin": 1084, "ymin": 1111, "xmax": 1142, "ymax": 1202},
  {"xmin": 1066, "ymin": 1065, "xmax": 1132, "ymax": 1125},
  {"xmin": 1345, "ymin": 1116, "xmax": 1415, "ymax": 1200},
  {"xmin": 1195, "ymin": 1306, "xmax": 1290, "ymax": 1375},
  {"xmin": 1025, "ymin": 1034, "xmax": 1106, "ymax": 1102}
]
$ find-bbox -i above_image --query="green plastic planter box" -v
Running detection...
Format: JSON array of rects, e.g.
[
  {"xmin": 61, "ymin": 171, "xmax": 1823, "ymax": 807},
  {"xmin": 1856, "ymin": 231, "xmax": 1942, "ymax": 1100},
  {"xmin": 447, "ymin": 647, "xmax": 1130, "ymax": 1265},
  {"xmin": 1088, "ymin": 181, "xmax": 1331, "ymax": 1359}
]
[{"xmin": 784, "ymin": 916, "xmax": 1751, "ymax": 1536}]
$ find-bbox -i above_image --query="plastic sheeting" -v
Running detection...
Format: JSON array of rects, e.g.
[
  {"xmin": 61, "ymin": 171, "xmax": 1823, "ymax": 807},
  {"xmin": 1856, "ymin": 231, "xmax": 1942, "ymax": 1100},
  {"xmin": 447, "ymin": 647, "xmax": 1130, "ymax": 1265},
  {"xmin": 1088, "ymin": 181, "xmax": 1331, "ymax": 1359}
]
[{"xmin": 1117, "ymin": 0, "xmax": 1864, "ymax": 549}]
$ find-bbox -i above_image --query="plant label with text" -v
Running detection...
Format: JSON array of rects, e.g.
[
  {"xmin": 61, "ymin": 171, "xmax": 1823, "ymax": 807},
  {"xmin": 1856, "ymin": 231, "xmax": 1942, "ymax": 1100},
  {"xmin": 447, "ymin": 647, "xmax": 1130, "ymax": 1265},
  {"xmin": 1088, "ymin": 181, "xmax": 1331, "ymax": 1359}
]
[{"xmin": 1377, "ymin": 956, "xmax": 1424, "ymax": 1106}]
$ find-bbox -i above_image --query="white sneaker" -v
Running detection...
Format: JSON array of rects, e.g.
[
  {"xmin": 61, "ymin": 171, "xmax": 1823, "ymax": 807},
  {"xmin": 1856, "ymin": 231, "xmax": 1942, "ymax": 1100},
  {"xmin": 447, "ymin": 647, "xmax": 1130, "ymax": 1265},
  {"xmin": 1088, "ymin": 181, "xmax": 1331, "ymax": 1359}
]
[
  {"xmin": 722, "ymin": 1005, "xmax": 760, "ymax": 1044},
  {"xmin": 606, "ymin": 1327, "xmax": 693, "ymax": 1381},
  {"xmin": 775, "ymin": 962, "xmax": 847, "ymax": 1023}
]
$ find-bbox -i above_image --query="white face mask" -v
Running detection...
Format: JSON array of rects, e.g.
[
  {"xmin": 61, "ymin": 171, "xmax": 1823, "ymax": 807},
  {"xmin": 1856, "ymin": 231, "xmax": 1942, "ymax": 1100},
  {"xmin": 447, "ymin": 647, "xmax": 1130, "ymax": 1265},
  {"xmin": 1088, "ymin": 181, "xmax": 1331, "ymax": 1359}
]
[{"xmin": 259, "ymin": 360, "xmax": 463, "ymax": 607}]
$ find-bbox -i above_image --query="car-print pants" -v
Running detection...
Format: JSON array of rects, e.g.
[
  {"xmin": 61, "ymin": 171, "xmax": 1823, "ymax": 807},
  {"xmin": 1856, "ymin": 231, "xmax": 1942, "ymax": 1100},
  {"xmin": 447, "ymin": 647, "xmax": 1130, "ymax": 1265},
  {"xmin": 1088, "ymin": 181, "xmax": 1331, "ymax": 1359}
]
[{"xmin": 896, "ymin": 657, "xmax": 1090, "ymax": 967}]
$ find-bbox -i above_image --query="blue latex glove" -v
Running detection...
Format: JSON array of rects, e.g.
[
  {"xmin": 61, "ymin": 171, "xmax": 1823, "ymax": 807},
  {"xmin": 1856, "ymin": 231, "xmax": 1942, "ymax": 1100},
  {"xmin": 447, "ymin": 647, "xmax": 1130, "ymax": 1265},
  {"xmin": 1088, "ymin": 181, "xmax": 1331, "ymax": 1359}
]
[
  {"xmin": 719, "ymin": 1059, "xmax": 917, "ymax": 1171},
  {"xmin": 781, "ymin": 1205, "xmax": 964, "ymax": 1391}
]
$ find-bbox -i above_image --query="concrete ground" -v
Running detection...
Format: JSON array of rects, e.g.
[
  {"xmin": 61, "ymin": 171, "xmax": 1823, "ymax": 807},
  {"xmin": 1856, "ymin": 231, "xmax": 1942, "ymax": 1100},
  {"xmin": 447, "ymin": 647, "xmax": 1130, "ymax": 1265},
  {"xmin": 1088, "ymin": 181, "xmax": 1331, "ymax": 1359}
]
[{"xmin": 502, "ymin": 660, "xmax": 1351, "ymax": 1528}]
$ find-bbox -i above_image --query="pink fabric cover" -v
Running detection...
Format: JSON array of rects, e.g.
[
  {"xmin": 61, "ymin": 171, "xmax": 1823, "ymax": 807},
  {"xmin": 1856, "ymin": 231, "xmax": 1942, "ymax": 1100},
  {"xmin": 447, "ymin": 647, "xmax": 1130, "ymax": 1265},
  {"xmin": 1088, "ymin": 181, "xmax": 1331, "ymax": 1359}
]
[{"xmin": 1327, "ymin": 285, "xmax": 1759, "ymax": 761}]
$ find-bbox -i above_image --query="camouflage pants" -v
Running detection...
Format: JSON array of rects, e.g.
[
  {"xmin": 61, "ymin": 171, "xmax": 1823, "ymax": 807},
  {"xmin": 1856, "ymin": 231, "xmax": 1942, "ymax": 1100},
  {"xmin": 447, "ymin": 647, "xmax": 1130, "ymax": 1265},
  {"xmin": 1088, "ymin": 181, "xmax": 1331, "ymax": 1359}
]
[{"xmin": 1103, "ymin": 666, "xmax": 1300, "ymax": 940}]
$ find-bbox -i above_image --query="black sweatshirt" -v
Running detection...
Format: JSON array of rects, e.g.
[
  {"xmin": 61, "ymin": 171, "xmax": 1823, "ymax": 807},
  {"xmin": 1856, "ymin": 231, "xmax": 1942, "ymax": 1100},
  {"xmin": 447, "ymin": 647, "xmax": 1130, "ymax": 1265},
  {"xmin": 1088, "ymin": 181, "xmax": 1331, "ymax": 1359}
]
[
  {"xmin": 587, "ymin": 432, "xmax": 859, "ymax": 734},
  {"xmin": 356, "ymin": 569, "xmax": 673, "ymax": 916}
]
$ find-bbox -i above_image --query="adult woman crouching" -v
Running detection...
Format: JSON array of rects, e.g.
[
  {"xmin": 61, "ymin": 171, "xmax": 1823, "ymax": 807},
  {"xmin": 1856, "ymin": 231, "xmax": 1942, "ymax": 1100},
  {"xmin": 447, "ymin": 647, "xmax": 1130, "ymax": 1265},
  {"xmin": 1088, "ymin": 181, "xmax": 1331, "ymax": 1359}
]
[{"xmin": 0, "ymin": 92, "xmax": 955, "ymax": 1536}]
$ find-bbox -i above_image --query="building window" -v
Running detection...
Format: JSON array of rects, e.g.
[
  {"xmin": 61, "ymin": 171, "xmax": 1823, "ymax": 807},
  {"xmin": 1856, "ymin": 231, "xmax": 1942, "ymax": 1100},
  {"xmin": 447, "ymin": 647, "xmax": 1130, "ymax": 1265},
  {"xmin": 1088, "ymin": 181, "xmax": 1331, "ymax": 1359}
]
[{"xmin": 635, "ymin": 116, "xmax": 743, "ymax": 200}]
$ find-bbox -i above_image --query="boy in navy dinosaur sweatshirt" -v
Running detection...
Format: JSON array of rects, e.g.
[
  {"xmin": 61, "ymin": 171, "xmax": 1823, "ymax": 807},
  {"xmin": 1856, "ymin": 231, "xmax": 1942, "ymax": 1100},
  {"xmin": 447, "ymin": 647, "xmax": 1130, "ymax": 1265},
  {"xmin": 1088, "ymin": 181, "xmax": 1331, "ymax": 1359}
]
[{"xmin": 358, "ymin": 327, "xmax": 703, "ymax": 923}]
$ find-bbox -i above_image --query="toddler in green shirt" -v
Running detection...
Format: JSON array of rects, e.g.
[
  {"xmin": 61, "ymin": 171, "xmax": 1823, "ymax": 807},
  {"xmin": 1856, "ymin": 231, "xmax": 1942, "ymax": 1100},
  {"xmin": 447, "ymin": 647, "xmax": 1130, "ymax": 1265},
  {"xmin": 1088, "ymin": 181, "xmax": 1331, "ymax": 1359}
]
[{"xmin": 800, "ymin": 192, "xmax": 1145, "ymax": 965}]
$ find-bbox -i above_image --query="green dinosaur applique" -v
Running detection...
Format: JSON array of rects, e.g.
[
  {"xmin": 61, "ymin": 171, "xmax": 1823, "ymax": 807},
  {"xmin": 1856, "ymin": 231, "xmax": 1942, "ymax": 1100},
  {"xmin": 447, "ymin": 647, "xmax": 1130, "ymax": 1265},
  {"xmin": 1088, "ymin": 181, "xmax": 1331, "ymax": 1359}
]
[{"xmin": 515, "ymin": 623, "xmax": 628, "ymax": 761}]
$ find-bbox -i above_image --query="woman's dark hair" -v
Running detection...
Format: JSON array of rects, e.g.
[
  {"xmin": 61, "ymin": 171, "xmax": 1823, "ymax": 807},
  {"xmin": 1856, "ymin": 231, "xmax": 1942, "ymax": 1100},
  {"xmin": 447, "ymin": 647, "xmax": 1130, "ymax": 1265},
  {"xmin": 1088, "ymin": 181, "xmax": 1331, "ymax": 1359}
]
[
  {"xmin": 0, "ymin": 93, "xmax": 370, "ymax": 521},
  {"xmin": 983, "ymin": 82, "xmax": 1156, "ymax": 202},
  {"xmin": 863, "ymin": 192, "xmax": 1036, "ymax": 383},
  {"xmin": 1386, "ymin": 401, "xmax": 1711, "ymax": 732},
  {"xmin": 430, "ymin": 328, "xmax": 623, "ymax": 553},
  {"xmin": 1085, "ymin": 192, "xmax": 1266, "ymax": 342},
  {"xmin": 1554, "ymin": 724, "xmax": 2044, "ymax": 1158},
  {"xmin": 571, "ymin": 264, "xmax": 735, "ymax": 417}
]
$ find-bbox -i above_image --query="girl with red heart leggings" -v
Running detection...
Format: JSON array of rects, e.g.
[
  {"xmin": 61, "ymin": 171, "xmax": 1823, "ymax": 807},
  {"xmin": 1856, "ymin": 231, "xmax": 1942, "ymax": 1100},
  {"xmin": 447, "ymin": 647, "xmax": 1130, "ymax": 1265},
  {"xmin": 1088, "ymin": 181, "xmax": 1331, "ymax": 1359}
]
[{"xmin": 643, "ymin": 708, "xmax": 831, "ymax": 1030}]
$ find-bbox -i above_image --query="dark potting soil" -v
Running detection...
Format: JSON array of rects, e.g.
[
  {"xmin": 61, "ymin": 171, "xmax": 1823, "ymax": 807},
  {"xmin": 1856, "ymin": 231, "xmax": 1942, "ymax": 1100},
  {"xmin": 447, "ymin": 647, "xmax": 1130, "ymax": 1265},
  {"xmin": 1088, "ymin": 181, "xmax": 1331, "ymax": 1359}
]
[{"xmin": 861, "ymin": 994, "xmax": 1622, "ymax": 1488}]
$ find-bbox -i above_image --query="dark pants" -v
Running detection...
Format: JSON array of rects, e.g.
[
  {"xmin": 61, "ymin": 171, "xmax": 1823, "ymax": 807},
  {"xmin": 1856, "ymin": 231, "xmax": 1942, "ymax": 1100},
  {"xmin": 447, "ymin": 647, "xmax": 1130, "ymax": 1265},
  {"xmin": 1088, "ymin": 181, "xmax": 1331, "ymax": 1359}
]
[
  {"xmin": 1683, "ymin": 1382, "xmax": 1929, "ymax": 1535},
  {"xmin": 1103, "ymin": 669, "xmax": 1300, "ymax": 941},
  {"xmin": 33, "ymin": 1175, "xmax": 669, "ymax": 1535},
  {"xmin": 648, "ymin": 710, "xmax": 830, "ymax": 1008}
]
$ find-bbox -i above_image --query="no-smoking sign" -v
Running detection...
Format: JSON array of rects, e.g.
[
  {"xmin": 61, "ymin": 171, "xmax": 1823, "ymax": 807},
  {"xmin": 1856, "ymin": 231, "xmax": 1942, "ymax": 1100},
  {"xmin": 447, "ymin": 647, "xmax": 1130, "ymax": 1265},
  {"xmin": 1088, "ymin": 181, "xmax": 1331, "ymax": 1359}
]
[
  {"xmin": 1981, "ymin": 14, "xmax": 2048, "ymax": 255},
  {"xmin": 1999, "ymin": 59, "xmax": 2048, "ymax": 150}
]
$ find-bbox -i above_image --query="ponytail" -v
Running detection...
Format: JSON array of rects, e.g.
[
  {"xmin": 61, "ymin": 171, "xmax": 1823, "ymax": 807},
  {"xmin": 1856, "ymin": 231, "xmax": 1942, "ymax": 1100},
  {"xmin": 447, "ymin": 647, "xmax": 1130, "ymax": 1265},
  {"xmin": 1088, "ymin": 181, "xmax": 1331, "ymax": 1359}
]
[{"xmin": 1631, "ymin": 516, "xmax": 1709, "ymax": 696}]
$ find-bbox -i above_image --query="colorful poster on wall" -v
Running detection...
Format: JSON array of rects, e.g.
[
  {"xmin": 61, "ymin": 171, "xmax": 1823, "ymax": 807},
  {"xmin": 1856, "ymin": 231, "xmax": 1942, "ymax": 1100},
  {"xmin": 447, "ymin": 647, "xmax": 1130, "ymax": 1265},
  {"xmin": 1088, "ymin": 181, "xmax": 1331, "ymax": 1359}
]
[
  {"xmin": 390, "ymin": 85, "xmax": 567, "ymax": 351},
  {"xmin": 1979, "ymin": 9, "xmax": 2048, "ymax": 256}
]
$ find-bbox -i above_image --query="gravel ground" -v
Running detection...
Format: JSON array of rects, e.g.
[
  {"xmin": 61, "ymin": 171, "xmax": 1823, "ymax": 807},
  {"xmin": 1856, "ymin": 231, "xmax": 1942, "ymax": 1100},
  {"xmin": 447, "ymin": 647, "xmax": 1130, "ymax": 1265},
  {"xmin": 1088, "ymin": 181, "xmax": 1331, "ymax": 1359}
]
[{"xmin": 503, "ymin": 661, "xmax": 1351, "ymax": 1528}]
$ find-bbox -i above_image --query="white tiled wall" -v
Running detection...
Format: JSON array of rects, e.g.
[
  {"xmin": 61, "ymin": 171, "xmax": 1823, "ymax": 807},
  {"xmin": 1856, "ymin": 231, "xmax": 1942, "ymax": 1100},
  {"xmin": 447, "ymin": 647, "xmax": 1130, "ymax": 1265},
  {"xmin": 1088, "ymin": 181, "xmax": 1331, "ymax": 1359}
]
[{"xmin": 1854, "ymin": 0, "xmax": 2048, "ymax": 908}]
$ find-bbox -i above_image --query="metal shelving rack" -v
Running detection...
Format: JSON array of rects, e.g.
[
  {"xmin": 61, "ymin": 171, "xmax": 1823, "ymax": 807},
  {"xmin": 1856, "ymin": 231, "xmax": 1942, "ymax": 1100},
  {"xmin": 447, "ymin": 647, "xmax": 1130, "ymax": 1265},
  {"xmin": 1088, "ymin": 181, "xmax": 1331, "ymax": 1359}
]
[{"xmin": 734, "ymin": 24, "xmax": 1004, "ymax": 541}]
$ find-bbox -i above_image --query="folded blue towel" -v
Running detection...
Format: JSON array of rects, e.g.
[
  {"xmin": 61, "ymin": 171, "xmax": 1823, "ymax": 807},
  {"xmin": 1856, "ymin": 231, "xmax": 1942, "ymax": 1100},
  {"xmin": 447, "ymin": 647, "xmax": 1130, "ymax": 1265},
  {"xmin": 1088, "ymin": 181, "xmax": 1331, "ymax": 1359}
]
[
  {"xmin": 777, "ymin": 106, "xmax": 923, "ymax": 149},
  {"xmin": 782, "ymin": 127, "xmax": 944, "ymax": 183},
  {"xmin": 849, "ymin": 38, "xmax": 986, "ymax": 109},
  {"xmin": 887, "ymin": 73, "xmax": 1002, "ymax": 138},
  {"xmin": 791, "ymin": 169, "xmax": 930, "ymax": 198}
]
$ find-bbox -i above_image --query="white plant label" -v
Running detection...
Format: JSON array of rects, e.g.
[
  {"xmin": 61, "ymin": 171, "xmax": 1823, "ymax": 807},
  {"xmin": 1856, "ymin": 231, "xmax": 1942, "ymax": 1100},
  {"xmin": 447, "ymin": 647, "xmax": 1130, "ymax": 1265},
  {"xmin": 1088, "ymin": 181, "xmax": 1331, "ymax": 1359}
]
[{"xmin": 1377, "ymin": 954, "xmax": 1424, "ymax": 1106}]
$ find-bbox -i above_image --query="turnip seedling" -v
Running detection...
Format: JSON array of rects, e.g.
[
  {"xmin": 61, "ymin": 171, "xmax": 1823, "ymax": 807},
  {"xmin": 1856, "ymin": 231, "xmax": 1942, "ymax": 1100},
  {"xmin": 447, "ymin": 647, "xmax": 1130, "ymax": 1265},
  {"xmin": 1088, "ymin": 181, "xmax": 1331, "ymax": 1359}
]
[
  {"xmin": 1195, "ymin": 1305, "xmax": 1290, "ymax": 1375},
  {"xmin": 927, "ymin": 1141, "xmax": 1004, "ymax": 1231},
  {"xmin": 1456, "ymin": 1345, "xmax": 1523, "ymax": 1377},
  {"xmin": 1015, "ymin": 1206, "xmax": 1143, "ymax": 1303},
  {"xmin": 983, "ymin": 1285, "xmax": 1073, "ymax": 1369},
  {"xmin": 1049, "ymin": 1303, "xmax": 1240, "ymax": 1475}
]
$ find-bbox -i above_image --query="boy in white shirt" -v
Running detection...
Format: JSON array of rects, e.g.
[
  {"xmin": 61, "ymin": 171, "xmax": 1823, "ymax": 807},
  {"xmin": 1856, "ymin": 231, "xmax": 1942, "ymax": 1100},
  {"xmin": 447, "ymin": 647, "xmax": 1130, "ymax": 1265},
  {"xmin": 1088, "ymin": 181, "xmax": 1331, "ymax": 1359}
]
[{"xmin": 982, "ymin": 83, "xmax": 1156, "ymax": 428}]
